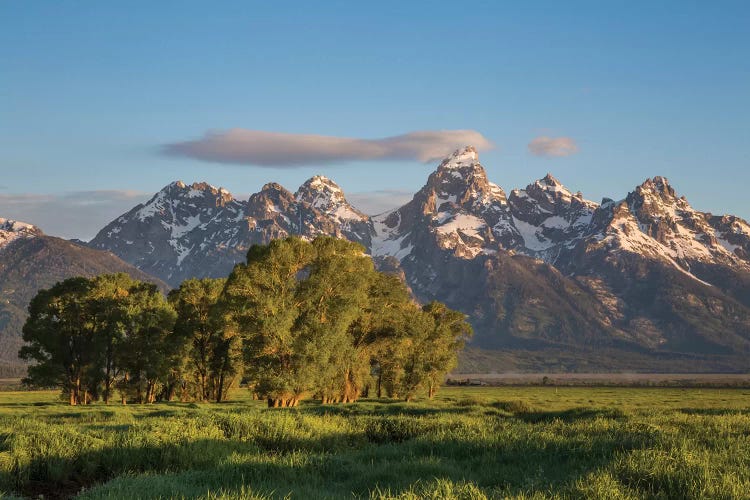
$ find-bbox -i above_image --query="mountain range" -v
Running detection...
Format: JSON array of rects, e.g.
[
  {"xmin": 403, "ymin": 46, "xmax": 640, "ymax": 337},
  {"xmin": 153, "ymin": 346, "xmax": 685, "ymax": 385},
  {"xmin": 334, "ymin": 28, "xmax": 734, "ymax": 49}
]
[{"xmin": 4, "ymin": 147, "xmax": 750, "ymax": 371}]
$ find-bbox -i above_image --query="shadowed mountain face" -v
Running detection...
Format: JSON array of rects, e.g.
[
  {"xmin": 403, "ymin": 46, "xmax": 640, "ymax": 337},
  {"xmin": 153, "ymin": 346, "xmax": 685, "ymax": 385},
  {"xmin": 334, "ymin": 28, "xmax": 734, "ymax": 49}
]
[
  {"xmin": 86, "ymin": 148, "xmax": 750, "ymax": 370},
  {"xmin": 0, "ymin": 219, "xmax": 168, "ymax": 363}
]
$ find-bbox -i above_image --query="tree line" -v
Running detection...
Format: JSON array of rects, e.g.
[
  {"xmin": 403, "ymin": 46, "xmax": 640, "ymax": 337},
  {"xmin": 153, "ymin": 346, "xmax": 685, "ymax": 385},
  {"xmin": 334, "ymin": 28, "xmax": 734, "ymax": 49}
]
[{"xmin": 20, "ymin": 237, "xmax": 472, "ymax": 406}]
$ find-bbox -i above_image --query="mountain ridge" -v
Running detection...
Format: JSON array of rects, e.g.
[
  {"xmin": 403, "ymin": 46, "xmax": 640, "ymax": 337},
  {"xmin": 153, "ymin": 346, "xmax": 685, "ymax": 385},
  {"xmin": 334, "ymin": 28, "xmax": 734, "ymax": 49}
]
[{"xmin": 65, "ymin": 147, "xmax": 750, "ymax": 370}]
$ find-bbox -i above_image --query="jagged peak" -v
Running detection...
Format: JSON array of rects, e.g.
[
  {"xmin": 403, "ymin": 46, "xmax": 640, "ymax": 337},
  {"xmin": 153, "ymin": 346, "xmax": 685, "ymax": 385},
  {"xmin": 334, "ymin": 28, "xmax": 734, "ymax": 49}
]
[
  {"xmin": 292, "ymin": 176, "xmax": 366, "ymax": 220},
  {"xmin": 260, "ymin": 182, "xmax": 292, "ymax": 194},
  {"xmin": 527, "ymin": 174, "xmax": 573, "ymax": 199},
  {"xmin": 541, "ymin": 173, "xmax": 562, "ymax": 186},
  {"xmin": 637, "ymin": 176, "xmax": 676, "ymax": 198},
  {"xmin": 189, "ymin": 181, "xmax": 215, "ymax": 191},
  {"xmin": 428, "ymin": 146, "xmax": 489, "ymax": 192},
  {"xmin": 297, "ymin": 175, "xmax": 343, "ymax": 193},
  {"xmin": 436, "ymin": 146, "xmax": 480, "ymax": 170},
  {"xmin": 162, "ymin": 180, "xmax": 227, "ymax": 196},
  {"xmin": 295, "ymin": 175, "xmax": 347, "ymax": 205}
]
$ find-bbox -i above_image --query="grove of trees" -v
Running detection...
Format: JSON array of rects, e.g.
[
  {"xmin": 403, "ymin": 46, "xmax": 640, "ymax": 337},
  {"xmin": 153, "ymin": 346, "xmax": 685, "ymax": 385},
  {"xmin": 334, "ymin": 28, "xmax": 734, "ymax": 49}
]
[{"xmin": 20, "ymin": 237, "xmax": 472, "ymax": 406}]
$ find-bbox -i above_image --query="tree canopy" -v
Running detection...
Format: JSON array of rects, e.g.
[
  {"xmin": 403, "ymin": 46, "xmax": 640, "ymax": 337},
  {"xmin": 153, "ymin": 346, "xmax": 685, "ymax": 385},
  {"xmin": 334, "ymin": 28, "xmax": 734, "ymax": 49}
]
[{"xmin": 20, "ymin": 237, "xmax": 471, "ymax": 406}]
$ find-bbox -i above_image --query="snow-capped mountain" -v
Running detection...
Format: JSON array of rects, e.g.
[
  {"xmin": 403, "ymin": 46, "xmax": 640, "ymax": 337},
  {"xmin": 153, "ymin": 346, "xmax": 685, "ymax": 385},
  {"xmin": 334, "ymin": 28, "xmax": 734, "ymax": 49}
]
[
  {"xmin": 372, "ymin": 147, "xmax": 518, "ymax": 262},
  {"xmin": 86, "ymin": 147, "xmax": 750, "ymax": 369},
  {"xmin": 508, "ymin": 174, "xmax": 598, "ymax": 260},
  {"xmin": 0, "ymin": 218, "xmax": 41, "ymax": 251},
  {"xmin": 89, "ymin": 177, "xmax": 372, "ymax": 286}
]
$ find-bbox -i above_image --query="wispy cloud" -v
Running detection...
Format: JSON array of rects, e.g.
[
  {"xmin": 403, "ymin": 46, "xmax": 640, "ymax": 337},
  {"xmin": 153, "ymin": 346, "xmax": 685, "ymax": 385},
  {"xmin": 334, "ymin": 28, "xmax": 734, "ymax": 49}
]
[
  {"xmin": 528, "ymin": 136, "xmax": 579, "ymax": 158},
  {"xmin": 163, "ymin": 129, "xmax": 493, "ymax": 167},
  {"xmin": 0, "ymin": 190, "xmax": 148, "ymax": 240},
  {"xmin": 347, "ymin": 189, "xmax": 414, "ymax": 215}
]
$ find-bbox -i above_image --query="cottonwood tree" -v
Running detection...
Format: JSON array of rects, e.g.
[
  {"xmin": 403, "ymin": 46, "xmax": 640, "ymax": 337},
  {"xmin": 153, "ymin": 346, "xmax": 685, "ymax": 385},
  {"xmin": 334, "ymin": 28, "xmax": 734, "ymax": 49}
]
[
  {"xmin": 115, "ymin": 282, "xmax": 177, "ymax": 404},
  {"xmin": 396, "ymin": 302, "xmax": 472, "ymax": 400},
  {"xmin": 421, "ymin": 301, "xmax": 473, "ymax": 398},
  {"xmin": 355, "ymin": 272, "xmax": 414, "ymax": 399},
  {"xmin": 20, "ymin": 277, "xmax": 98, "ymax": 405},
  {"xmin": 87, "ymin": 273, "xmax": 136, "ymax": 404},
  {"xmin": 169, "ymin": 278, "xmax": 240, "ymax": 402},
  {"xmin": 297, "ymin": 237, "xmax": 374, "ymax": 403},
  {"xmin": 220, "ymin": 236, "xmax": 469, "ymax": 406},
  {"xmin": 219, "ymin": 237, "xmax": 315, "ymax": 407}
]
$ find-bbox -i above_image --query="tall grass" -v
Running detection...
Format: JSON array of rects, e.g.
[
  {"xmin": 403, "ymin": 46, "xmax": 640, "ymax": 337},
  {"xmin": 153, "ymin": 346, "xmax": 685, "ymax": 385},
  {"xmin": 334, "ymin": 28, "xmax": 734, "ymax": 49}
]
[{"xmin": 0, "ymin": 387, "xmax": 748, "ymax": 498}]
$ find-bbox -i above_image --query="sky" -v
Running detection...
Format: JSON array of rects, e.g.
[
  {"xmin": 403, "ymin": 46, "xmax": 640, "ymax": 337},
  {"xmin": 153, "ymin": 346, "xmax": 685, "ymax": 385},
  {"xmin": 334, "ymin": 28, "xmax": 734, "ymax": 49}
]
[{"xmin": 1, "ymin": 1, "xmax": 749, "ymax": 239}]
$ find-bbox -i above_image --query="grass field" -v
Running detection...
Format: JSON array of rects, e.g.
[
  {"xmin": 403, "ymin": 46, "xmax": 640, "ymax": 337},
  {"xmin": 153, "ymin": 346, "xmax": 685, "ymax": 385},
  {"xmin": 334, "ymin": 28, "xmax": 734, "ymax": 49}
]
[{"xmin": 1, "ymin": 387, "xmax": 750, "ymax": 499}]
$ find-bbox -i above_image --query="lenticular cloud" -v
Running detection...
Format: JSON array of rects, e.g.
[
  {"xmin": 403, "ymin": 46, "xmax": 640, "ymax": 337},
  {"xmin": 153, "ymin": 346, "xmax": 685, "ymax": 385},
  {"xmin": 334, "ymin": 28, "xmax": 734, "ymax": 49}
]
[
  {"xmin": 527, "ymin": 136, "xmax": 579, "ymax": 158},
  {"xmin": 163, "ymin": 129, "xmax": 493, "ymax": 167}
]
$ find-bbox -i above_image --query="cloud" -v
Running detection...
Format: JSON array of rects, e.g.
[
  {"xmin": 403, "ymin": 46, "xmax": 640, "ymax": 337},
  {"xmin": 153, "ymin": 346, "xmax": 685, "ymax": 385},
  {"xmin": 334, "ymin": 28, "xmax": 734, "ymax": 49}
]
[
  {"xmin": 0, "ymin": 190, "xmax": 149, "ymax": 241},
  {"xmin": 528, "ymin": 136, "xmax": 579, "ymax": 158},
  {"xmin": 347, "ymin": 189, "xmax": 414, "ymax": 215},
  {"xmin": 163, "ymin": 129, "xmax": 493, "ymax": 167}
]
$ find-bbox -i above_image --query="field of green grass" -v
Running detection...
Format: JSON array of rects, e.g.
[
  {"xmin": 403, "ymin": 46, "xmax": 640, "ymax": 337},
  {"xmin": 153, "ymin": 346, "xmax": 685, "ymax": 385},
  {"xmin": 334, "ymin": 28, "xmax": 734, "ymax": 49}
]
[{"xmin": 1, "ymin": 387, "xmax": 750, "ymax": 499}]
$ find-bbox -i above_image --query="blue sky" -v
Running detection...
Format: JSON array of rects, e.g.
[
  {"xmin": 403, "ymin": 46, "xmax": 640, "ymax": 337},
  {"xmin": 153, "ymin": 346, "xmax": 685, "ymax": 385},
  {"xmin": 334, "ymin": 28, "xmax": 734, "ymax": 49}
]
[{"xmin": 1, "ymin": 1, "xmax": 748, "ymax": 238}]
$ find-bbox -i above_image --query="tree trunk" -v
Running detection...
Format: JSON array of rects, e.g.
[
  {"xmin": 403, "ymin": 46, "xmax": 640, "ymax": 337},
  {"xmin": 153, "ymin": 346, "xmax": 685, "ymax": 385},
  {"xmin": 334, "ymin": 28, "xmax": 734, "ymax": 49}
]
[
  {"xmin": 216, "ymin": 372, "xmax": 225, "ymax": 403},
  {"xmin": 74, "ymin": 376, "xmax": 82, "ymax": 405},
  {"xmin": 121, "ymin": 372, "xmax": 129, "ymax": 404}
]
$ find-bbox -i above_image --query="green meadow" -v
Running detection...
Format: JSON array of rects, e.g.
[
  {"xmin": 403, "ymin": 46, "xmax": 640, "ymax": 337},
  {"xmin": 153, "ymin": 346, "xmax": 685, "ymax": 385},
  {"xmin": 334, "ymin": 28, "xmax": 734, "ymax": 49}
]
[{"xmin": 1, "ymin": 387, "xmax": 750, "ymax": 499}]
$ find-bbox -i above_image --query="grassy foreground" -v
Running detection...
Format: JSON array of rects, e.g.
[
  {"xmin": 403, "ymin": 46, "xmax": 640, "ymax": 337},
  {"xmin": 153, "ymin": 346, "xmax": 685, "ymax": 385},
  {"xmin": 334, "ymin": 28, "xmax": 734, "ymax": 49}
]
[{"xmin": 0, "ymin": 388, "xmax": 749, "ymax": 499}]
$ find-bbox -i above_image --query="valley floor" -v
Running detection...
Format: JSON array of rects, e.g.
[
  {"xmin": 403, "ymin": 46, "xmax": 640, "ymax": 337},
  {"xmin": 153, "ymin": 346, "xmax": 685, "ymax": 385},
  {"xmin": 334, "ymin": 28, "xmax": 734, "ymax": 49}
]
[{"xmin": 1, "ymin": 387, "xmax": 749, "ymax": 499}]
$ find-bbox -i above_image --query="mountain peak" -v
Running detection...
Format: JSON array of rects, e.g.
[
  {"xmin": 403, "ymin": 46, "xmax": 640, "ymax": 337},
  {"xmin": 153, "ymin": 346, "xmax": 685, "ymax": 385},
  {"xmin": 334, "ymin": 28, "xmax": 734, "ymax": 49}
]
[
  {"xmin": 637, "ymin": 176, "xmax": 676, "ymax": 198},
  {"xmin": 295, "ymin": 176, "xmax": 365, "ymax": 222},
  {"xmin": 527, "ymin": 174, "xmax": 575, "ymax": 201},
  {"xmin": 260, "ymin": 182, "xmax": 291, "ymax": 195},
  {"xmin": 0, "ymin": 218, "xmax": 38, "ymax": 234},
  {"xmin": 541, "ymin": 173, "xmax": 562, "ymax": 186},
  {"xmin": 164, "ymin": 180, "xmax": 225, "ymax": 193},
  {"xmin": 0, "ymin": 217, "xmax": 41, "ymax": 249},
  {"xmin": 299, "ymin": 175, "xmax": 342, "ymax": 193},
  {"xmin": 437, "ymin": 146, "xmax": 479, "ymax": 170}
]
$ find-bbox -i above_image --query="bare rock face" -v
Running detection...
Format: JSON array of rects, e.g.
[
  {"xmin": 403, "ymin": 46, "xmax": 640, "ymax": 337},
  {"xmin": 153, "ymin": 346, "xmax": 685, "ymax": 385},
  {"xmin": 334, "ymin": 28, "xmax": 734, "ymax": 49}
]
[{"xmin": 87, "ymin": 148, "xmax": 750, "ymax": 369}]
